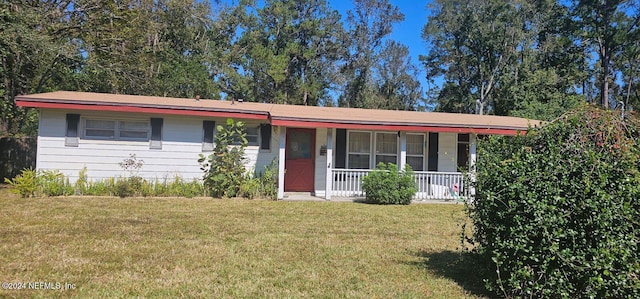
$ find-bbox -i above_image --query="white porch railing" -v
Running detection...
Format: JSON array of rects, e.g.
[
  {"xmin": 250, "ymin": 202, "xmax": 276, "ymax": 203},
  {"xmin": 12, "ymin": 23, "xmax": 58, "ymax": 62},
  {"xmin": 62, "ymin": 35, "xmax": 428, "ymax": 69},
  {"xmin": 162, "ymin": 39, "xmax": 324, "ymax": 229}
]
[
  {"xmin": 331, "ymin": 169, "xmax": 374, "ymax": 197},
  {"xmin": 331, "ymin": 169, "xmax": 470, "ymax": 201}
]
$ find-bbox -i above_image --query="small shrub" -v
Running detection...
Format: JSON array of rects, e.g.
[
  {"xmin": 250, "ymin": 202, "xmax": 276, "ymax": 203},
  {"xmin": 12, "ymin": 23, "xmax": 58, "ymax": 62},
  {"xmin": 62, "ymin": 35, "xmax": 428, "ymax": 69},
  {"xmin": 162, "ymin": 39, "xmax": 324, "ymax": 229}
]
[
  {"xmin": 113, "ymin": 178, "xmax": 134, "ymax": 198},
  {"xmin": 257, "ymin": 159, "xmax": 278, "ymax": 200},
  {"xmin": 75, "ymin": 167, "xmax": 89, "ymax": 195},
  {"xmin": 38, "ymin": 170, "xmax": 73, "ymax": 196},
  {"xmin": 113, "ymin": 176, "xmax": 145, "ymax": 198},
  {"xmin": 164, "ymin": 176, "xmax": 204, "ymax": 198},
  {"xmin": 181, "ymin": 179, "xmax": 204, "ymax": 198},
  {"xmin": 119, "ymin": 153, "xmax": 144, "ymax": 176},
  {"xmin": 239, "ymin": 176, "xmax": 260, "ymax": 199},
  {"xmin": 4, "ymin": 168, "xmax": 38, "ymax": 198},
  {"xmin": 361, "ymin": 163, "xmax": 417, "ymax": 205},
  {"xmin": 84, "ymin": 179, "xmax": 115, "ymax": 196}
]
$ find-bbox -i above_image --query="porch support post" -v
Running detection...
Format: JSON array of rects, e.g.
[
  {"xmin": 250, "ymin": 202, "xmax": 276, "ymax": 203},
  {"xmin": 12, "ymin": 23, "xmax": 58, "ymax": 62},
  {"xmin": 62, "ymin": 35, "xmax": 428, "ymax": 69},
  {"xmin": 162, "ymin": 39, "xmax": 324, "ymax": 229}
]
[
  {"xmin": 469, "ymin": 134, "xmax": 477, "ymax": 198},
  {"xmin": 277, "ymin": 126, "xmax": 286, "ymax": 200},
  {"xmin": 399, "ymin": 131, "xmax": 407, "ymax": 170},
  {"xmin": 325, "ymin": 128, "xmax": 333, "ymax": 200},
  {"xmin": 469, "ymin": 134, "xmax": 477, "ymax": 170}
]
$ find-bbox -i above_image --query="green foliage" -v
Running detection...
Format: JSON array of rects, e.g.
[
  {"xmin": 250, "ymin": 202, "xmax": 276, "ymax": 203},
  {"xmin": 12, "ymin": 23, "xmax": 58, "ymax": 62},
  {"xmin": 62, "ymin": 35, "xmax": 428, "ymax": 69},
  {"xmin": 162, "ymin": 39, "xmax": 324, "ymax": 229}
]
[
  {"xmin": 468, "ymin": 106, "xmax": 640, "ymax": 297},
  {"xmin": 75, "ymin": 167, "xmax": 89, "ymax": 195},
  {"xmin": 257, "ymin": 159, "xmax": 278, "ymax": 200},
  {"xmin": 238, "ymin": 176, "xmax": 261, "ymax": 200},
  {"xmin": 153, "ymin": 176, "xmax": 204, "ymax": 198},
  {"xmin": 199, "ymin": 119, "xmax": 247, "ymax": 198},
  {"xmin": 113, "ymin": 176, "xmax": 145, "ymax": 198},
  {"xmin": 38, "ymin": 169, "xmax": 73, "ymax": 196},
  {"xmin": 238, "ymin": 160, "xmax": 279, "ymax": 200},
  {"xmin": 361, "ymin": 163, "xmax": 417, "ymax": 205},
  {"xmin": 84, "ymin": 178, "xmax": 116, "ymax": 197},
  {"xmin": 4, "ymin": 167, "xmax": 206, "ymax": 198},
  {"xmin": 3, "ymin": 168, "xmax": 37, "ymax": 198}
]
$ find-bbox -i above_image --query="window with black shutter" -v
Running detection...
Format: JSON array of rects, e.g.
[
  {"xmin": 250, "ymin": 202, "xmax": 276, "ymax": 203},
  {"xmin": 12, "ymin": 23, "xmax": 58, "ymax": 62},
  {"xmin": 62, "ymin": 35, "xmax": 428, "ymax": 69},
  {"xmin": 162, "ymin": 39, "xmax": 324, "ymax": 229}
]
[
  {"xmin": 427, "ymin": 132, "xmax": 439, "ymax": 171},
  {"xmin": 260, "ymin": 124, "xmax": 272, "ymax": 150},
  {"xmin": 335, "ymin": 129, "xmax": 347, "ymax": 169},
  {"xmin": 202, "ymin": 121, "xmax": 215, "ymax": 151},
  {"xmin": 150, "ymin": 118, "xmax": 163, "ymax": 149},
  {"xmin": 65, "ymin": 114, "xmax": 80, "ymax": 147}
]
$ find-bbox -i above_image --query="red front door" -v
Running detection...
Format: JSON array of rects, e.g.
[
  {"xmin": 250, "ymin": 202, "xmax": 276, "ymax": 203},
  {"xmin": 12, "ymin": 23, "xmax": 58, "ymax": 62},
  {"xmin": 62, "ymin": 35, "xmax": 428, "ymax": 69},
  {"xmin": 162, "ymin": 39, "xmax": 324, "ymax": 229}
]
[{"xmin": 284, "ymin": 128, "xmax": 315, "ymax": 192}]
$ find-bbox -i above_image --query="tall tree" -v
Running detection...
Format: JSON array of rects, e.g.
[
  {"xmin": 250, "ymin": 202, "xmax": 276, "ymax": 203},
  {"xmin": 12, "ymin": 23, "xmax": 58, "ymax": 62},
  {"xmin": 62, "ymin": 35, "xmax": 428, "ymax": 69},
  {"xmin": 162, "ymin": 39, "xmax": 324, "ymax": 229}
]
[
  {"xmin": 76, "ymin": 0, "xmax": 217, "ymax": 98},
  {"xmin": 338, "ymin": 0, "xmax": 404, "ymax": 108},
  {"xmin": 376, "ymin": 41, "xmax": 423, "ymax": 110},
  {"xmin": 422, "ymin": 0, "xmax": 585, "ymax": 119},
  {"xmin": 421, "ymin": 0, "xmax": 529, "ymax": 115},
  {"xmin": 1, "ymin": 0, "xmax": 82, "ymax": 135},
  {"xmin": 215, "ymin": 0, "xmax": 344, "ymax": 105},
  {"xmin": 572, "ymin": 0, "xmax": 640, "ymax": 108}
]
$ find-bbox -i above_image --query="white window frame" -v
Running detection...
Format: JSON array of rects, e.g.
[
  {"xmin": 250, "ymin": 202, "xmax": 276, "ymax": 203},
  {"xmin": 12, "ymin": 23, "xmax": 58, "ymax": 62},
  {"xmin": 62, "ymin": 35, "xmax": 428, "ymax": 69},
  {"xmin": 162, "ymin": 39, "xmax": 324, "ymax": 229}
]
[
  {"xmin": 346, "ymin": 131, "xmax": 404, "ymax": 169},
  {"xmin": 406, "ymin": 133, "xmax": 425, "ymax": 171},
  {"xmin": 374, "ymin": 132, "xmax": 398, "ymax": 166},
  {"xmin": 346, "ymin": 131, "xmax": 372, "ymax": 169},
  {"xmin": 246, "ymin": 126, "xmax": 259, "ymax": 146},
  {"xmin": 82, "ymin": 118, "xmax": 150, "ymax": 141},
  {"xmin": 230, "ymin": 125, "xmax": 260, "ymax": 147}
]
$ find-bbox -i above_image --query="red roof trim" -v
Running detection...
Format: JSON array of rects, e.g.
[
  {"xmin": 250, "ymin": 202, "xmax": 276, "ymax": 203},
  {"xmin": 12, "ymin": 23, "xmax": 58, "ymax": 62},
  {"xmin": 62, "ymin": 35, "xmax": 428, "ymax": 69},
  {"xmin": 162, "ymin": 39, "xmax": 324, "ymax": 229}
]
[
  {"xmin": 270, "ymin": 119, "xmax": 522, "ymax": 136},
  {"xmin": 16, "ymin": 100, "xmax": 269, "ymax": 120}
]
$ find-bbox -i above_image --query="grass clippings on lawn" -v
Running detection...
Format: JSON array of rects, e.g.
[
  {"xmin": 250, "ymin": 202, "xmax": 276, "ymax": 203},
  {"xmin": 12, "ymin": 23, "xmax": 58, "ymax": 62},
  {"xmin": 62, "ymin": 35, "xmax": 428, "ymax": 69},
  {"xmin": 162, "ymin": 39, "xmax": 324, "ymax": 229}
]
[{"xmin": 0, "ymin": 192, "xmax": 487, "ymax": 298}]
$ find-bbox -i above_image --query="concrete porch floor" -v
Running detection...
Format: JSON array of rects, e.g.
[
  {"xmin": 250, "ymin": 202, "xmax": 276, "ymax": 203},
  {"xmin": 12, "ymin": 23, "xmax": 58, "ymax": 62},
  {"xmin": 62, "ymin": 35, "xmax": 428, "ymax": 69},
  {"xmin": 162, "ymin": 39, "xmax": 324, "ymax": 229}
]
[{"xmin": 281, "ymin": 192, "xmax": 464, "ymax": 204}]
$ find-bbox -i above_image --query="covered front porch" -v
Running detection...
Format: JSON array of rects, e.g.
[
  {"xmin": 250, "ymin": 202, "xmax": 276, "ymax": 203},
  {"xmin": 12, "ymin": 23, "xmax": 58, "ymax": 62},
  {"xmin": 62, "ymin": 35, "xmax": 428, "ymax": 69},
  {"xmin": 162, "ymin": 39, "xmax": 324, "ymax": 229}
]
[{"xmin": 274, "ymin": 126, "xmax": 477, "ymax": 202}]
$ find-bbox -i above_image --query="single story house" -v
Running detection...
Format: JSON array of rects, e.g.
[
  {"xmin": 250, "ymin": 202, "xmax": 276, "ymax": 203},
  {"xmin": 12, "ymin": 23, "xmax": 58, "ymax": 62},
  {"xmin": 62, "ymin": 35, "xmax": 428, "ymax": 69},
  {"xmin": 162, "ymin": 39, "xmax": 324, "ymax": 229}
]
[{"xmin": 16, "ymin": 91, "xmax": 537, "ymax": 200}]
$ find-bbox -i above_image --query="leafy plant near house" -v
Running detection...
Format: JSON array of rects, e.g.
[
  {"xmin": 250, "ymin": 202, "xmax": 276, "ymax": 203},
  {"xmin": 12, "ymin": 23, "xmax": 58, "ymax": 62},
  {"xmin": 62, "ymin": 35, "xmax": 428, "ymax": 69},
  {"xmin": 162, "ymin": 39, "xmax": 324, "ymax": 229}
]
[
  {"xmin": 468, "ymin": 106, "xmax": 640, "ymax": 298},
  {"xmin": 4, "ymin": 168, "xmax": 38, "ymax": 198},
  {"xmin": 75, "ymin": 167, "xmax": 89, "ymax": 195},
  {"xmin": 38, "ymin": 169, "xmax": 73, "ymax": 196},
  {"xmin": 115, "ymin": 154, "xmax": 146, "ymax": 198},
  {"xmin": 257, "ymin": 159, "xmax": 278, "ymax": 200},
  {"xmin": 361, "ymin": 163, "xmax": 417, "ymax": 205},
  {"xmin": 199, "ymin": 118, "xmax": 248, "ymax": 198}
]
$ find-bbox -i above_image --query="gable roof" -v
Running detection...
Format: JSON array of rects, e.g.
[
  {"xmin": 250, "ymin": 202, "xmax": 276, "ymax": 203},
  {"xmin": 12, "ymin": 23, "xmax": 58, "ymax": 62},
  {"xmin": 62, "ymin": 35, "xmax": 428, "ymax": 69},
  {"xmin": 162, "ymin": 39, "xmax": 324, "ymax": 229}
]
[{"xmin": 16, "ymin": 91, "xmax": 540, "ymax": 135}]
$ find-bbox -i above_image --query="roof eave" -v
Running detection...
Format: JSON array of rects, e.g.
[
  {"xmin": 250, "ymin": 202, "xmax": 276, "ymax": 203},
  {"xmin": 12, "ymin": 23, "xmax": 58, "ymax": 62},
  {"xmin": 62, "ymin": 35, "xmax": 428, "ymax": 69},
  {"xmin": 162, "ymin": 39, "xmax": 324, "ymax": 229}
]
[
  {"xmin": 15, "ymin": 98, "xmax": 270, "ymax": 120},
  {"xmin": 270, "ymin": 118, "xmax": 527, "ymax": 135}
]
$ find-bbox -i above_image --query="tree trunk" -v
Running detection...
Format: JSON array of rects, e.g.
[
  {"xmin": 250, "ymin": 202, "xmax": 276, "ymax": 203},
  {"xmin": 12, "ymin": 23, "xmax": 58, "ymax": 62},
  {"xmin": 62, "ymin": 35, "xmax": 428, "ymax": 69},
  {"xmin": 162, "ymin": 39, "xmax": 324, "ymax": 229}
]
[{"xmin": 601, "ymin": 53, "xmax": 610, "ymax": 109}]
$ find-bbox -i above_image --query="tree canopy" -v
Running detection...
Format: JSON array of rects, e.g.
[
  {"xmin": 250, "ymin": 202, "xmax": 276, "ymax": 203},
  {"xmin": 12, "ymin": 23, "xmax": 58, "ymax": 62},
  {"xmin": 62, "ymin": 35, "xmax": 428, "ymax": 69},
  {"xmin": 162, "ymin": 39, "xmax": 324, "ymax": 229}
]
[{"xmin": 2, "ymin": 0, "xmax": 638, "ymax": 136}]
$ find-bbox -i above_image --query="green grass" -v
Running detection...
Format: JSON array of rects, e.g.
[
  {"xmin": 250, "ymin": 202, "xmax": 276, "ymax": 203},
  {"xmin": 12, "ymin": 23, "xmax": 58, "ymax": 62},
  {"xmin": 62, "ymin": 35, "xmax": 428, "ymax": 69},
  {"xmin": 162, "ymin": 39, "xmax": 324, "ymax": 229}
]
[{"xmin": 0, "ymin": 189, "xmax": 489, "ymax": 298}]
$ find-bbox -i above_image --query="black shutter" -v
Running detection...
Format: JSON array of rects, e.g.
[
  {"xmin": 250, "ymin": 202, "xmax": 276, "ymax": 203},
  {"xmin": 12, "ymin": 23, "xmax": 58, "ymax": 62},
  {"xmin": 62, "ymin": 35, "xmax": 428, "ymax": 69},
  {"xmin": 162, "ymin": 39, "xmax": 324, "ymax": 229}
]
[
  {"xmin": 150, "ymin": 118, "xmax": 163, "ymax": 149},
  {"xmin": 202, "ymin": 121, "xmax": 215, "ymax": 151},
  {"xmin": 65, "ymin": 114, "xmax": 80, "ymax": 147},
  {"xmin": 260, "ymin": 124, "xmax": 271, "ymax": 150},
  {"xmin": 335, "ymin": 129, "xmax": 347, "ymax": 169},
  {"xmin": 428, "ymin": 132, "xmax": 439, "ymax": 171}
]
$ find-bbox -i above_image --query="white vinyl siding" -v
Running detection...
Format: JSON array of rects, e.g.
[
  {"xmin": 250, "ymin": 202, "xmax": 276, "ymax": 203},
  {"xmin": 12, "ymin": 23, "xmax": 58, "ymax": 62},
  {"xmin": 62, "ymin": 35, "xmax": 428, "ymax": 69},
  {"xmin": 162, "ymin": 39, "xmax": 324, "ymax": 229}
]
[{"xmin": 37, "ymin": 109, "xmax": 273, "ymax": 183}]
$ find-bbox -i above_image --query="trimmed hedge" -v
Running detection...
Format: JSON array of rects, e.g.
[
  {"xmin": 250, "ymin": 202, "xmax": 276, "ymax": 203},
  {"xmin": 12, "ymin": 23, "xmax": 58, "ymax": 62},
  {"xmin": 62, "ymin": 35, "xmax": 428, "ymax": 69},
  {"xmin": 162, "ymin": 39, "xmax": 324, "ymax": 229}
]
[{"xmin": 468, "ymin": 106, "xmax": 640, "ymax": 298}]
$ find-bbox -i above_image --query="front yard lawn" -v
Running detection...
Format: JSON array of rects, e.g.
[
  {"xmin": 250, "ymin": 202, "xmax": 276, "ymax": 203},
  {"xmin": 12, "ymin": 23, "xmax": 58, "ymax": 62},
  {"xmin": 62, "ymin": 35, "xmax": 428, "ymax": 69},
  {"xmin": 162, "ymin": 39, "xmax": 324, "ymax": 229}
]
[{"xmin": 0, "ymin": 191, "xmax": 487, "ymax": 298}]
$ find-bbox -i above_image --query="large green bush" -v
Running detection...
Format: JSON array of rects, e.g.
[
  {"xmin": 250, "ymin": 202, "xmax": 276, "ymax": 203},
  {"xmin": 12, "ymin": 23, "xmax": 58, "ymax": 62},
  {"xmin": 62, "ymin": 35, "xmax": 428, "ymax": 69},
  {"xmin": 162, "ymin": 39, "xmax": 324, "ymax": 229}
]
[
  {"xmin": 361, "ymin": 163, "xmax": 417, "ymax": 205},
  {"xmin": 198, "ymin": 118, "xmax": 247, "ymax": 198},
  {"xmin": 468, "ymin": 107, "xmax": 640, "ymax": 298}
]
